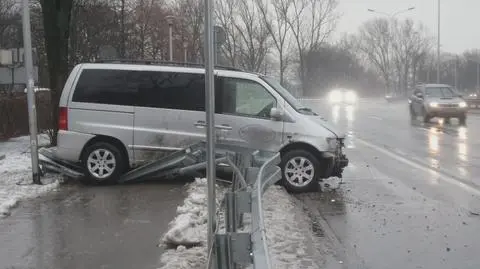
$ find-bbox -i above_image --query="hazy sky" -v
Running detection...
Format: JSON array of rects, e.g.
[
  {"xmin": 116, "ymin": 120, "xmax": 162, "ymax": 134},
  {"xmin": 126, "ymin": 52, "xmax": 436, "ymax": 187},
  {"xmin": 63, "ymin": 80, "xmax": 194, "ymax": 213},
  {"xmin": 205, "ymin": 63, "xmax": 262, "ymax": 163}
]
[{"xmin": 335, "ymin": 0, "xmax": 478, "ymax": 54}]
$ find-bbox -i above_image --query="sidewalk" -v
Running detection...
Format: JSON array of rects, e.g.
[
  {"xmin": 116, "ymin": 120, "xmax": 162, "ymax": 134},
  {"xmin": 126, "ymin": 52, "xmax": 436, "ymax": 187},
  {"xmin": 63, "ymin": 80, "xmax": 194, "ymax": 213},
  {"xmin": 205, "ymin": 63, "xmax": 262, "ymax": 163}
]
[{"xmin": 0, "ymin": 135, "xmax": 60, "ymax": 216}]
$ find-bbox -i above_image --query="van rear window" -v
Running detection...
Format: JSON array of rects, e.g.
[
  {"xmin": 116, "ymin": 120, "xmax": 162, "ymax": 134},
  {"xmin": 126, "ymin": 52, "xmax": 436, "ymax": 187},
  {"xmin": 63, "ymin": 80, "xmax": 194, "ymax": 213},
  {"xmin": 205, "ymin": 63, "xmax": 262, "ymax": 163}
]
[
  {"xmin": 71, "ymin": 68, "xmax": 207, "ymax": 111},
  {"xmin": 72, "ymin": 69, "xmax": 136, "ymax": 106}
]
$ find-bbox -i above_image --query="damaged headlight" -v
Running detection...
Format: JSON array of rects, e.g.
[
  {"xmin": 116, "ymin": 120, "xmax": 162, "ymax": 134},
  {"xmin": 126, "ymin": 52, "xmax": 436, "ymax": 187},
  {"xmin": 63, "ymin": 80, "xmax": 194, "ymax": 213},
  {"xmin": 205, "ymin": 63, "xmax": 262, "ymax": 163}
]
[{"xmin": 326, "ymin": 137, "xmax": 338, "ymax": 151}]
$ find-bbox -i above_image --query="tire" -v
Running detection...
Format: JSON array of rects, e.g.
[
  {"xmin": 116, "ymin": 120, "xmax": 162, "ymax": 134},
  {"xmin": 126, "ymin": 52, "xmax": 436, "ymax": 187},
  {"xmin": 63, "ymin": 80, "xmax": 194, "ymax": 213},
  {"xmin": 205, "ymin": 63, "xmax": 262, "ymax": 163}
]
[
  {"xmin": 459, "ymin": 114, "xmax": 467, "ymax": 125},
  {"xmin": 280, "ymin": 149, "xmax": 321, "ymax": 193},
  {"xmin": 409, "ymin": 105, "xmax": 416, "ymax": 121},
  {"xmin": 422, "ymin": 108, "xmax": 431, "ymax": 123},
  {"xmin": 81, "ymin": 142, "xmax": 127, "ymax": 185}
]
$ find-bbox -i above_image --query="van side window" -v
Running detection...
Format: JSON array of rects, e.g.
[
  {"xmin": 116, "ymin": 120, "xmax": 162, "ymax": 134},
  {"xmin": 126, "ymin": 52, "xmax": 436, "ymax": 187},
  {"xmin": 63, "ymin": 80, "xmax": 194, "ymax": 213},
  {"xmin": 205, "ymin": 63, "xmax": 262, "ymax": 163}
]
[
  {"xmin": 218, "ymin": 77, "xmax": 276, "ymax": 118},
  {"xmin": 72, "ymin": 69, "xmax": 136, "ymax": 106},
  {"xmin": 136, "ymin": 71, "xmax": 206, "ymax": 111}
]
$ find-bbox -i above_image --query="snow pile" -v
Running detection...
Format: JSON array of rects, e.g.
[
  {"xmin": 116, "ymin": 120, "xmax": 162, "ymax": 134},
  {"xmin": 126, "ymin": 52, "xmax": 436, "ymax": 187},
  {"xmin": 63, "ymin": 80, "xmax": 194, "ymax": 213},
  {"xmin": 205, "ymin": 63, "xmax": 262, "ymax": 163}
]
[
  {"xmin": 159, "ymin": 178, "xmax": 227, "ymax": 269},
  {"xmin": 262, "ymin": 185, "xmax": 323, "ymax": 269},
  {"xmin": 159, "ymin": 179, "xmax": 324, "ymax": 269},
  {"xmin": 0, "ymin": 135, "xmax": 60, "ymax": 216}
]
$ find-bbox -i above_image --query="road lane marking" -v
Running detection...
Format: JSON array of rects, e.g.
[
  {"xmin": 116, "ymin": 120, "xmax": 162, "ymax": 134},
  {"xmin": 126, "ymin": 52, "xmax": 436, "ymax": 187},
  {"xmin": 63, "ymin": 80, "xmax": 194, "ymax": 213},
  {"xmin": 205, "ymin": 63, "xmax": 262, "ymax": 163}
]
[{"xmin": 355, "ymin": 137, "xmax": 480, "ymax": 196}]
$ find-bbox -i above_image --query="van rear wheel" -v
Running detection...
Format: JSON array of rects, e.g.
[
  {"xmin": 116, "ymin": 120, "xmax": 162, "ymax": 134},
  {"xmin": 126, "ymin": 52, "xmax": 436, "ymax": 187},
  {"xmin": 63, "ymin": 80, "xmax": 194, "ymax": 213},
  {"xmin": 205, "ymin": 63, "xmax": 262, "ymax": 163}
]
[
  {"xmin": 81, "ymin": 142, "xmax": 126, "ymax": 184},
  {"xmin": 280, "ymin": 149, "xmax": 320, "ymax": 193}
]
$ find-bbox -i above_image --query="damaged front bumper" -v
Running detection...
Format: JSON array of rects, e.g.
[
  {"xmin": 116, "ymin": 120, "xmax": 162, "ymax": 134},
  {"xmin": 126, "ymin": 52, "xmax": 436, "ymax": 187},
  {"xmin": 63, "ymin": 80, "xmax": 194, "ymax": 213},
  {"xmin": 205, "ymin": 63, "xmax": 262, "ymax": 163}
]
[{"xmin": 322, "ymin": 139, "xmax": 349, "ymax": 178}]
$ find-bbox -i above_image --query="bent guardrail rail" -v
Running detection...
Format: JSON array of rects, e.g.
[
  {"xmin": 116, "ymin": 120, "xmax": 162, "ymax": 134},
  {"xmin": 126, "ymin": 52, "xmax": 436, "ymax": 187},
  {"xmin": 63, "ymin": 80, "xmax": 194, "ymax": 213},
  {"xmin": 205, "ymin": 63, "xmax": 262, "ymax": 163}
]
[
  {"xmin": 251, "ymin": 152, "xmax": 281, "ymax": 268},
  {"xmin": 215, "ymin": 150, "xmax": 281, "ymax": 269}
]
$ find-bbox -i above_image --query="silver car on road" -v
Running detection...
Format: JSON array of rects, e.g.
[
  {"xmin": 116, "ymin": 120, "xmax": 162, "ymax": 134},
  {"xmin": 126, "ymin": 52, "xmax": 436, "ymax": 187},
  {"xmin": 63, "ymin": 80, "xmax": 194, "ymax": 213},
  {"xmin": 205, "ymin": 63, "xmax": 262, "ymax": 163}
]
[
  {"xmin": 409, "ymin": 83, "xmax": 468, "ymax": 124},
  {"xmin": 53, "ymin": 61, "xmax": 349, "ymax": 192}
]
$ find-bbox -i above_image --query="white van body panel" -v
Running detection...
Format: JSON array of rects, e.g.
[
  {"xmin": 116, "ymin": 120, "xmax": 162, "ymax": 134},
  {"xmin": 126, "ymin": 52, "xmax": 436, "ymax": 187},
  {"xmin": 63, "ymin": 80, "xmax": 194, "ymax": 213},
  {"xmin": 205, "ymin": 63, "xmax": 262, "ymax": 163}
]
[{"xmin": 55, "ymin": 63, "xmax": 345, "ymax": 169}]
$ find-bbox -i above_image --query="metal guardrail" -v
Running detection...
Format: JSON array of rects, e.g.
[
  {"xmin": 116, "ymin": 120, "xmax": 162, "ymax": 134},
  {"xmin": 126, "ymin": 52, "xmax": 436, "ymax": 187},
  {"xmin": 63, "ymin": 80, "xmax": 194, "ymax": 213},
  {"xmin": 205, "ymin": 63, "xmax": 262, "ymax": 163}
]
[{"xmin": 214, "ymin": 150, "xmax": 281, "ymax": 269}]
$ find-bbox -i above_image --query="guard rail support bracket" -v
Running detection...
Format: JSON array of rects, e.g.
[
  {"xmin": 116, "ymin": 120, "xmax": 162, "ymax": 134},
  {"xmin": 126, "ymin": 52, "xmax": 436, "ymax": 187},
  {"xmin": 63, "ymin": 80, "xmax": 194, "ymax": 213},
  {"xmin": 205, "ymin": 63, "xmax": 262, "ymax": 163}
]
[
  {"xmin": 216, "ymin": 232, "xmax": 252, "ymax": 267},
  {"xmin": 246, "ymin": 167, "xmax": 260, "ymax": 186},
  {"xmin": 225, "ymin": 191, "xmax": 251, "ymax": 232}
]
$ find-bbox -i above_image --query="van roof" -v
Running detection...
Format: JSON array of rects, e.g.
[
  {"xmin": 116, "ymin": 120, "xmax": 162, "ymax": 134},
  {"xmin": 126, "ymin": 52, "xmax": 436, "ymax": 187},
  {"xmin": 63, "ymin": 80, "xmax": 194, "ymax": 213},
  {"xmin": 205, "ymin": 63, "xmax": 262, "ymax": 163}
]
[{"xmin": 78, "ymin": 60, "xmax": 264, "ymax": 79}]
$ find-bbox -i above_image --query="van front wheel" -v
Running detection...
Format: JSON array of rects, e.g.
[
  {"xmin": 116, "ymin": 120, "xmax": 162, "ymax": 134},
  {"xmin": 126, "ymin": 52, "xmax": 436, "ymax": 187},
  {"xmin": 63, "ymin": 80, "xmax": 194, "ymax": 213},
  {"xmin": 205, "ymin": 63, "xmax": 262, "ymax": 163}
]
[
  {"xmin": 81, "ymin": 142, "xmax": 126, "ymax": 184},
  {"xmin": 280, "ymin": 149, "xmax": 320, "ymax": 193}
]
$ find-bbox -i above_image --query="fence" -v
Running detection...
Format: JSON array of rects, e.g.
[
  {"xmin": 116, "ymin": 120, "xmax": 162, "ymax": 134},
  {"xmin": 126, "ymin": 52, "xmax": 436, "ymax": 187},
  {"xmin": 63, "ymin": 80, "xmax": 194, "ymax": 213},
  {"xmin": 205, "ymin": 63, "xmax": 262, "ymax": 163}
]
[
  {"xmin": 0, "ymin": 91, "xmax": 52, "ymax": 139},
  {"xmin": 213, "ymin": 149, "xmax": 281, "ymax": 269}
]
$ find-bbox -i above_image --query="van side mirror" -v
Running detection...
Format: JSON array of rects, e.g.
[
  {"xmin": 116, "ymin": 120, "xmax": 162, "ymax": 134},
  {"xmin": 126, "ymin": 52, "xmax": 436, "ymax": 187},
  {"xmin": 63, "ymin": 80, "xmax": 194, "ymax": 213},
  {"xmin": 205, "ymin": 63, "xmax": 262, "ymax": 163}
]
[{"xmin": 270, "ymin": 107, "xmax": 283, "ymax": 121}]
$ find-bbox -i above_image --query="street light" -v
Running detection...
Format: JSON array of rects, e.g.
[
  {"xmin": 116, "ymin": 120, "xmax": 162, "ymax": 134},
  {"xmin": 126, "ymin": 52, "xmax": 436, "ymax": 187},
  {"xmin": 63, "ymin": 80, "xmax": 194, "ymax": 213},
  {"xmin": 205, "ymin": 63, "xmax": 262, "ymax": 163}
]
[
  {"xmin": 183, "ymin": 42, "xmax": 188, "ymax": 62},
  {"xmin": 367, "ymin": 6, "xmax": 415, "ymax": 18},
  {"xmin": 165, "ymin": 15, "xmax": 175, "ymax": 61},
  {"xmin": 437, "ymin": 0, "xmax": 441, "ymax": 83}
]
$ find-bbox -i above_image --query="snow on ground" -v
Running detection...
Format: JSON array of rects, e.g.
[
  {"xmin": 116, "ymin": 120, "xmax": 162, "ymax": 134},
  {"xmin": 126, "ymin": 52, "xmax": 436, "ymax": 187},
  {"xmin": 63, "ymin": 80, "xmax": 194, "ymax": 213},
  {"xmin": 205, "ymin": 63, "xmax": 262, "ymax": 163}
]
[
  {"xmin": 158, "ymin": 178, "xmax": 332, "ymax": 269},
  {"xmin": 0, "ymin": 135, "xmax": 61, "ymax": 217}
]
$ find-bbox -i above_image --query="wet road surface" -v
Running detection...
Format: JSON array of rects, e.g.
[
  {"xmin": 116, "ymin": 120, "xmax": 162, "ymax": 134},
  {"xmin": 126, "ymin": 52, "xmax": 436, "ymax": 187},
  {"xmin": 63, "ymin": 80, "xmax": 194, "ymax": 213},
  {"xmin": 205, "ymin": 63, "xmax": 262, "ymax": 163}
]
[
  {"xmin": 0, "ymin": 181, "xmax": 187, "ymax": 269},
  {"xmin": 298, "ymin": 99, "xmax": 480, "ymax": 269}
]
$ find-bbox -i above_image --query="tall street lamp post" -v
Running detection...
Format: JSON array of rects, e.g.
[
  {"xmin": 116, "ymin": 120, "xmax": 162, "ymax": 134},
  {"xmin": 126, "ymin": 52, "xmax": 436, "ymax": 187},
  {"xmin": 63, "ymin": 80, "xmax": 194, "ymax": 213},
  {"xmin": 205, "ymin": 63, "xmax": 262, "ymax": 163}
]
[{"xmin": 166, "ymin": 15, "xmax": 175, "ymax": 61}]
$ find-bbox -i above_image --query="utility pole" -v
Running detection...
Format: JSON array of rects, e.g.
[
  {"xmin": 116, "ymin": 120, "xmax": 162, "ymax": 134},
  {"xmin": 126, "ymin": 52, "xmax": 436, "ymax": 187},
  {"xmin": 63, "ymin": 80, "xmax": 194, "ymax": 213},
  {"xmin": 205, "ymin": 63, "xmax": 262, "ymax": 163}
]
[
  {"xmin": 204, "ymin": 0, "xmax": 216, "ymax": 267},
  {"xmin": 454, "ymin": 56, "xmax": 458, "ymax": 90},
  {"xmin": 166, "ymin": 16, "xmax": 175, "ymax": 61},
  {"xmin": 22, "ymin": 0, "xmax": 41, "ymax": 184},
  {"xmin": 477, "ymin": 62, "xmax": 479, "ymax": 90},
  {"xmin": 437, "ymin": 0, "xmax": 441, "ymax": 83}
]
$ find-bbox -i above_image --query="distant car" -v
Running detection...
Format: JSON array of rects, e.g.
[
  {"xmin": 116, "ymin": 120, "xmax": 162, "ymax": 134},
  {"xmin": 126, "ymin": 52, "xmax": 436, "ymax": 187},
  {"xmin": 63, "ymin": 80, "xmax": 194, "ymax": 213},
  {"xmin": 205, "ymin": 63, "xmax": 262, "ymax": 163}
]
[
  {"xmin": 328, "ymin": 88, "xmax": 358, "ymax": 105},
  {"xmin": 408, "ymin": 84, "xmax": 468, "ymax": 125},
  {"xmin": 464, "ymin": 91, "xmax": 480, "ymax": 108}
]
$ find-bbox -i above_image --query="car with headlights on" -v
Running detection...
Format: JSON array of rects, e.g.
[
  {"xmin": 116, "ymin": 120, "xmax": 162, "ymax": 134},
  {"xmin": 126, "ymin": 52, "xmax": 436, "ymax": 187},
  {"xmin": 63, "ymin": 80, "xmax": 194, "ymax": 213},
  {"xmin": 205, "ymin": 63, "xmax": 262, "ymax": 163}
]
[
  {"xmin": 465, "ymin": 90, "xmax": 480, "ymax": 108},
  {"xmin": 328, "ymin": 88, "xmax": 358, "ymax": 105},
  {"xmin": 409, "ymin": 84, "xmax": 468, "ymax": 125}
]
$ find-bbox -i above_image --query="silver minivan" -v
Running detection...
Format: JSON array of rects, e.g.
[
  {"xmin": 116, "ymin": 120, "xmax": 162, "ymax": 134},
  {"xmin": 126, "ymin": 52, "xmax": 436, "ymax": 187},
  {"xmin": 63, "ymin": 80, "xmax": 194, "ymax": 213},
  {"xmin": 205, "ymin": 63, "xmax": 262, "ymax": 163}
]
[{"xmin": 54, "ymin": 62, "xmax": 348, "ymax": 192}]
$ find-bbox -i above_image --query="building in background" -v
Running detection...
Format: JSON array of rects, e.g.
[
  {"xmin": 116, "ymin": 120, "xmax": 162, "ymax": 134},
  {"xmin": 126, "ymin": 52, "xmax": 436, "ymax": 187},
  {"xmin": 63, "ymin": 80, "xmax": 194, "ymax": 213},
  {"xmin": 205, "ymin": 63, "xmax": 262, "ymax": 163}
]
[{"xmin": 0, "ymin": 48, "xmax": 38, "ymax": 93}]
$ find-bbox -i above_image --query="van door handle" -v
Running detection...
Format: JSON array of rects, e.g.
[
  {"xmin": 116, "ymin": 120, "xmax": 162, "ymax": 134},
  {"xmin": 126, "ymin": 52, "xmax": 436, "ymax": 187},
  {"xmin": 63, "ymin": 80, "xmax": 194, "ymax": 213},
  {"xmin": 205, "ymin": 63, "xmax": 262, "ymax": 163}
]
[
  {"xmin": 194, "ymin": 121, "xmax": 232, "ymax": 130},
  {"xmin": 215, "ymin": 124, "xmax": 232, "ymax": 130},
  {"xmin": 194, "ymin": 121, "xmax": 207, "ymax": 128}
]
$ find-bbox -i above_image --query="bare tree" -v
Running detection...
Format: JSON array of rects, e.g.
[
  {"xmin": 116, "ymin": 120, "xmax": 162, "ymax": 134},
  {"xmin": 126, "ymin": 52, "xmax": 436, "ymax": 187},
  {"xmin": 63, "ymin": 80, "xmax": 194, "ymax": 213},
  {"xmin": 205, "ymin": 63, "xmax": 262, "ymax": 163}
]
[
  {"xmin": 255, "ymin": 0, "xmax": 292, "ymax": 84},
  {"xmin": 357, "ymin": 18, "xmax": 393, "ymax": 92},
  {"xmin": 173, "ymin": 0, "xmax": 204, "ymax": 61},
  {"xmin": 0, "ymin": 0, "xmax": 19, "ymax": 48},
  {"xmin": 215, "ymin": 0, "xmax": 240, "ymax": 67},
  {"xmin": 233, "ymin": 0, "xmax": 271, "ymax": 72},
  {"xmin": 281, "ymin": 0, "xmax": 338, "ymax": 92}
]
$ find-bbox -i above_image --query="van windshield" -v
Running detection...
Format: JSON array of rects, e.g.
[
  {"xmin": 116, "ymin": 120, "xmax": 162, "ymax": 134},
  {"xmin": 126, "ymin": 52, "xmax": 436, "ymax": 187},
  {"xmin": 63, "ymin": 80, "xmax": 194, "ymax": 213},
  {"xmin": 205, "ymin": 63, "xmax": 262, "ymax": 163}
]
[{"xmin": 260, "ymin": 76, "xmax": 306, "ymax": 112}]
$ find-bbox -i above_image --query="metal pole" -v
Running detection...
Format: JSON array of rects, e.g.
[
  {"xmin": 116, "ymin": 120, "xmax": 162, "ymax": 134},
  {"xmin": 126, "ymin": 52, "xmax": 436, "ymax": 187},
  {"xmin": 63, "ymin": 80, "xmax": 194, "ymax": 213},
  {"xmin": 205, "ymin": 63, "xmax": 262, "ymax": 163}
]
[
  {"xmin": 169, "ymin": 24, "xmax": 173, "ymax": 61},
  {"xmin": 22, "ymin": 0, "xmax": 40, "ymax": 184},
  {"xmin": 454, "ymin": 59, "xmax": 458, "ymax": 90},
  {"xmin": 477, "ymin": 62, "xmax": 479, "ymax": 90},
  {"xmin": 184, "ymin": 44, "xmax": 187, "ymax": 62},
  {"xmin": 436, "ymin": 0, "xmax": 441, "ymax": 83},
  {"xmin": 204, "ymin": 0, "xmax": 216, "ymax": 266}
]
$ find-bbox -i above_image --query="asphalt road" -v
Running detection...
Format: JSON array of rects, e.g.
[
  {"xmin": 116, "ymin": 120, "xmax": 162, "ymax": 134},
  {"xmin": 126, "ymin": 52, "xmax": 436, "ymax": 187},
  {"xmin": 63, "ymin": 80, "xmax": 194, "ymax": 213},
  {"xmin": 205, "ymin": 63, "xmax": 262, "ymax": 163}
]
[
  {"xmin": 297, "ymin": 98, "xmax": 480, "ymax": 269},
  {"xmin": 0, "ymin": 181, "xmax": 187, "ymax": 269},
  {"xmin": 2, "ymin": 98, "xmax": 480, "ymax": 269}
]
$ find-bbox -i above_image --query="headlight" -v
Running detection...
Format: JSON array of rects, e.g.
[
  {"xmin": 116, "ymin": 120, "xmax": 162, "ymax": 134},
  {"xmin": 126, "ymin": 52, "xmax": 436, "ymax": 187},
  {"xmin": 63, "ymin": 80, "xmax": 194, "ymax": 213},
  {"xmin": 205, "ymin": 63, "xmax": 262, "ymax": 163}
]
[
  {"xmin": 429, "ymin": 102, "xmax": 438, "ymax": 108},
  {"xmin": 329, "ymin": 90, "xmax": 342, "ymax": 103},
  {"xmin": 326, "ymin": 137, "xmax": 338, "ymax": 151},
  {"xmin": 345, "ymin": 91, "xmax": 357, "ymax": 103},
  {"xmin": 459, "ymin": 102, "xmax": 467, "ymax": 108}
]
